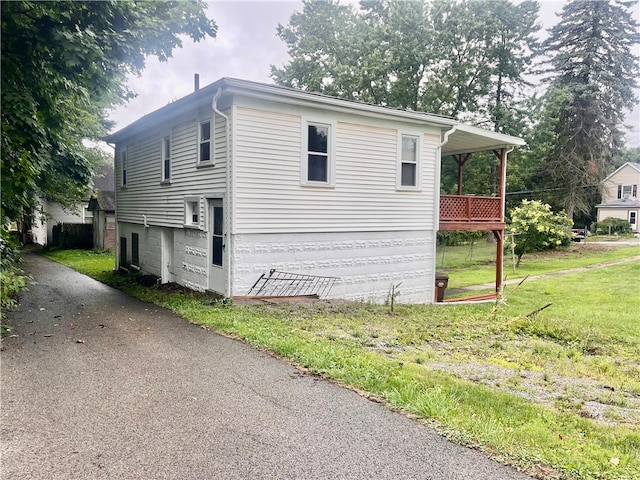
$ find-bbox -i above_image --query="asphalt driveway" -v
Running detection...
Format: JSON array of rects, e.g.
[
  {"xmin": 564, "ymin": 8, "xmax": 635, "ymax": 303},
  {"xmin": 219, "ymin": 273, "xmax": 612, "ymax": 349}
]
[{"xmin": 1, "ymin": 253, "xmax": 533, "ymax": 479}]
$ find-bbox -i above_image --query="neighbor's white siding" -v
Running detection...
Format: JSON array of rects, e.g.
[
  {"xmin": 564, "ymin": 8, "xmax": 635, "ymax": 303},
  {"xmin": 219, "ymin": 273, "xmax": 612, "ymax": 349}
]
[{"xmin": 232, "ymin": 105, "xmax": 440, "ymax": 234}]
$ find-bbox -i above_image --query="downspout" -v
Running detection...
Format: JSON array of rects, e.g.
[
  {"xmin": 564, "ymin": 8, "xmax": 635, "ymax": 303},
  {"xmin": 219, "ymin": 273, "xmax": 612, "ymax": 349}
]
[
  {"xmin": 433, "ymin": 125, "xmax": 458, "ymax": 301},
  {"xmin": 212, "ymin": 87, "xmax": 232, "ymax": 299},
  {"xmin": 437, "ymin": 126, "xmax": 459, "ymax": 221}
]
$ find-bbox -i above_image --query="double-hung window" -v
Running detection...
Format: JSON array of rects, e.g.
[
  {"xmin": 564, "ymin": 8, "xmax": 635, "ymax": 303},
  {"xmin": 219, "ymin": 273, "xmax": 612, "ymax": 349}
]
[
  {"xmin": 397, "ymin": 133, "xmax": 421, "ymax": 190},
  {"xmin": 120, "ymin": 148, "xmax": 128, "ymax": 187},
  {"xmin": 301, "ymin": 119, "xmax": 335, "ymax": 186},
  {"xmin": 199, "ymin": 120, "xmax": 212, "ymax": 164},
  {"xmin": 618, "ymin": 184, "xmax": 638, "ymax": 199},
  {"xmin": 162, "ymin": 136, "xmax": 171, "ymax": 181},
  {"xmin": 307, "ymin": 124, "xmax": 329, "ymax": 182}
]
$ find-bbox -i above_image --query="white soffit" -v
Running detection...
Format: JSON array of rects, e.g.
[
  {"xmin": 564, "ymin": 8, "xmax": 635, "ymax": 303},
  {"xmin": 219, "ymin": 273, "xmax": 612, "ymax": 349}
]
[{"xmin": 442, "ymin": 124, "xmax": 526, "ymax": 156}]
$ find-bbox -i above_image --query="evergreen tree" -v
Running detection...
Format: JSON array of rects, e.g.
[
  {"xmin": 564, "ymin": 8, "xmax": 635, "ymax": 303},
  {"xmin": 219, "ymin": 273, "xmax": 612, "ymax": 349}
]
[{"xmin": 539, "ymin": 0, "xmax": 640, "ymax": 218}]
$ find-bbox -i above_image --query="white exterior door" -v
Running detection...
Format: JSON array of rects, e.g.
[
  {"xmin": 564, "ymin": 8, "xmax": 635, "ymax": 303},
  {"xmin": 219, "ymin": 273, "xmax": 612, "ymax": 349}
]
[
  {"xmin": 208, "ymin": 200, "xmax": 226, "ymax": 294},
  {"xmin": 629, "ymin": 211, "xmax": 637, "ymax": 232}
]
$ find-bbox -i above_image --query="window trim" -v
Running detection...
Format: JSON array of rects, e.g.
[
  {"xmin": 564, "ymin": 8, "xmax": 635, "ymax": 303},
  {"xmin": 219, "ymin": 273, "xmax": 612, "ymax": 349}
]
[
  {"xmin": 184, "ymin": 197, "xmax": 202, "ymax": 229},
  {"xmin": 396, "ymin": 131, "xmax": 422, "ymax": 191},
  {"xmin": 300, "ymin": 118, "xmax": 336, "ymax": 187},
  {"xmin": 198, "ymin": 118, "xmax": 213, "ymax": 166},
  {"xmin": 161, "ymin": 134, "xmax": 171, "ymax": 183}
]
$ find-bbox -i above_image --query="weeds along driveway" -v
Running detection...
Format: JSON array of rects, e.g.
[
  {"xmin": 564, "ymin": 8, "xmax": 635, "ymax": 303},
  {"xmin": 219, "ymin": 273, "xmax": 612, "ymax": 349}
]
[{"xmin": 1, "ymin": 253, "xmax": 533, "ymax": 480}]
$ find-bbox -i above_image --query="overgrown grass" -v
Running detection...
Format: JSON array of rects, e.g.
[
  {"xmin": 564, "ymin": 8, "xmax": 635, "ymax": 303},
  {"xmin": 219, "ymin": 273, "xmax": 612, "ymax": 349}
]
[
  {"xmin": 43, "ymin": 248, "xmax": 640, "ymax": 480},
  {"xmin": 438, "ymin": 243, "xmax": 639, "ymax": 288}
]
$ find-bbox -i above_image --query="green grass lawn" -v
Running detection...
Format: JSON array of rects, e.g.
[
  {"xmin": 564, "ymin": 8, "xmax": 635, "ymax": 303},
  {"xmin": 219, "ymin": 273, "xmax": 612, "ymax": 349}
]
[
  {"xmin": 438, "ymin": 242, "xmax": 639, "ymax": 288},
  {"xmin": 43, "ymin": 247, "xmax": 640, "ymax": 480}
]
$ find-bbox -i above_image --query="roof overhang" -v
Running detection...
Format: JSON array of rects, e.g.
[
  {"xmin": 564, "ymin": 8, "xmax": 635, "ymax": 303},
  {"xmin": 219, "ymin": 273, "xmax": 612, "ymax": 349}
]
[
  {"xmin": 105, "ymin": 77, "xmax": 525, "ymax": 154},
  {"xmin": 440, "ymin": 124, "xmax": 526, "ymax": 156}
]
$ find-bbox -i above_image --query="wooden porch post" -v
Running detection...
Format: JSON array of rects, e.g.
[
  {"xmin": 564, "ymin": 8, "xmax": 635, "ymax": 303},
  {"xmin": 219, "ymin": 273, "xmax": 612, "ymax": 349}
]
[
  {"xmin": 494, "ymin": 230, "xmax": 504, "ymax": 293},
  {"xmin": 493, "ymin": 148, "xmax": 507, "ymax": 293},
  {"xmin": 453, "ymin": 153, "xmax": 471, "ymax": 196}
]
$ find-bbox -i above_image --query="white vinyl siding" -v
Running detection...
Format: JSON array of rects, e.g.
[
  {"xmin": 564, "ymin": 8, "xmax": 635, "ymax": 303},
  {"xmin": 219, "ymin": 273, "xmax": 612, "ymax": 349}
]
[
  {"xmin": 116, "ymin": 113, "xmax": 228, "ymax": 227},
  {"xmin": 233, "ymin": 106, "xmax": 439, "ymax": 234}
]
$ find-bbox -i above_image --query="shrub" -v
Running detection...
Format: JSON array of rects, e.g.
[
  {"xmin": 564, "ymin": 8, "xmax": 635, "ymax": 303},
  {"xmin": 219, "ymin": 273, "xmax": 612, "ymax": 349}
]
[
  {"xmin": 592, "ymin": 217, "xmax": 632, "ymax": 235},
  {"xmin": 437, "ymin": 230, "xmax": 488, "ymax": 246},
  {"xmin": 506, "ymin": 200, "xmax": 572, "ymax": 266},
  {"xmin": 0, "ymin": 232, "xmax": 29, "ymax": 316}
]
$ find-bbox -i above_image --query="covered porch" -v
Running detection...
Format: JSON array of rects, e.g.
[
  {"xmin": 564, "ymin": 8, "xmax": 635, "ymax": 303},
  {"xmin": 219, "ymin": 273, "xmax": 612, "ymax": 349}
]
[{"xmin": 437, "ymin": 125, "xmax": 525, "ymax": 302}]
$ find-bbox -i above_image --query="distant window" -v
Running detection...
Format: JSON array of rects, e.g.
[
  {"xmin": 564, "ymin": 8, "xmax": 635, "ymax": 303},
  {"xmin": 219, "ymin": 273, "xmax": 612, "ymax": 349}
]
[
  {"xmin": 185, "ymin": 199, "xmax": 200, "ymax": 227},
  {"xmin": 162, "ymin": 136, "xmax": 171, "ymax": 181},
  {"xmin": 131, "ymin": 233, "xmax": 139, "ymax": 267},
  {"xmin": 199, "ymin": 120, "xmax": 211, "ymax": 164},
  {"xmin": 397, "ymin": 133, "xmax": 421, "ymax": 190},
  {"xmin": 121, "ymin": 149, "xmax": 128, "ymax": 187}
]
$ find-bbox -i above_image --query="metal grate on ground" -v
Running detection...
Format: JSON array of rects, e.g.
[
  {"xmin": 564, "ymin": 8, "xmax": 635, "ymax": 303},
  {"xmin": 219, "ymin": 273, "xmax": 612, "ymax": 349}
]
[{"xmin": 247, "ymin": 269, "xmax": 338, "ymax": 298}]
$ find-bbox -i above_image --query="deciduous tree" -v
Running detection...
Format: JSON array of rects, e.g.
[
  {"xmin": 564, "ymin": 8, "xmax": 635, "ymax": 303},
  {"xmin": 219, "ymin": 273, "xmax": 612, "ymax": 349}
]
[
  {"xmin": 1, "ymin": 1, "xmax": 217, "ymax": 225},
  {"xmin": 507, "ymin": 199, "xmax": 573, "ymax": 266}
]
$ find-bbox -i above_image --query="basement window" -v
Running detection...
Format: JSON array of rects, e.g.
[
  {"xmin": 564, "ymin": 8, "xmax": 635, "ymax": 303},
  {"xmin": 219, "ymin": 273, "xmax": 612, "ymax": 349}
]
[{"xmin": 184, "ymin": 198, "xmax": 201, "ymax": 228}]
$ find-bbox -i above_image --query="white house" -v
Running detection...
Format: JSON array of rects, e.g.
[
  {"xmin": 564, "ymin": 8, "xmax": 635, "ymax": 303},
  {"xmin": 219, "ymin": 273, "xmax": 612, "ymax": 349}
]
[
  {"xmin": 30, "ymin": 164, "xmax": 115, "ymax": 247},
  {"xmin": 105, "ymin": 78, "xmax": 524, "ymax": 303},
  {"xmin": 596, "ymin": 162, "xmax": 640, "ymax": 233}
]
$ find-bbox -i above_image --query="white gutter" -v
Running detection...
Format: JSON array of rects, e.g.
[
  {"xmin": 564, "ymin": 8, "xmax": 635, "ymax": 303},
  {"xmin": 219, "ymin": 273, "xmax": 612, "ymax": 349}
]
[
  {"xmin": 212, "ymin": 88, "xmax": 232, "ymax": 299},
  {"xmin": 436, "ymin": 125, "xmax": 459, "ymax": 223},
  {"xmin": 432, "ymin": 125, "xmax": 458, "ymax": 301}
]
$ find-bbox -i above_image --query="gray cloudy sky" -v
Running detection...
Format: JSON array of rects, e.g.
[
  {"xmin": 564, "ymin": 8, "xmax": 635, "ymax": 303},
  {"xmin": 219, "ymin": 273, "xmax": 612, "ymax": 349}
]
[{"xmin": 108, "ymin": 0, "xmax": 639, "ymax": 146}]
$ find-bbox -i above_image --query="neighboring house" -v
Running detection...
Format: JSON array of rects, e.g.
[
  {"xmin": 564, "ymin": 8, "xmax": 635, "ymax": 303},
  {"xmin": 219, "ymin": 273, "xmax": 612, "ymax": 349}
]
[
  {"xmin": 87, "ymin": 165, "xmax": 116, "ymax": 250},
  {"xmin": 88, "ymin": 190, "xmax": 116, "ymax": 250},
  {"xmin": 596, "ymin": 162, "xmax": 640, "ymax": 232},
  {"xmin": 30, "ymin": 199, "xmax": 94, "ymax": 246},
  {"xmin": 105, "ymin": 78, "xmax": 524, "ymax": 304},
  {"xmin": 31, "ymin": 164, "xmax": 115, "ymax": 247}
]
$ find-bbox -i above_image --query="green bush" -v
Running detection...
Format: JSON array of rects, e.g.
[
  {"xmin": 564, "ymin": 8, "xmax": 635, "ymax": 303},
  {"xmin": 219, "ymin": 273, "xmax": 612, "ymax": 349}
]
[
  {"xmin": 437, "ymin": 230, "xmax": 488, "ymax": 246},
  {"xmin": 506, "ymin": 200, "xmax": 573, "ymax": 266},
  {"xmin": 0, "ymin": 233, "xmax": 29, "ymax": 316},
  {"xmin": 592, "ymin": 217, "xmax": 632, "ymax": 235}
]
